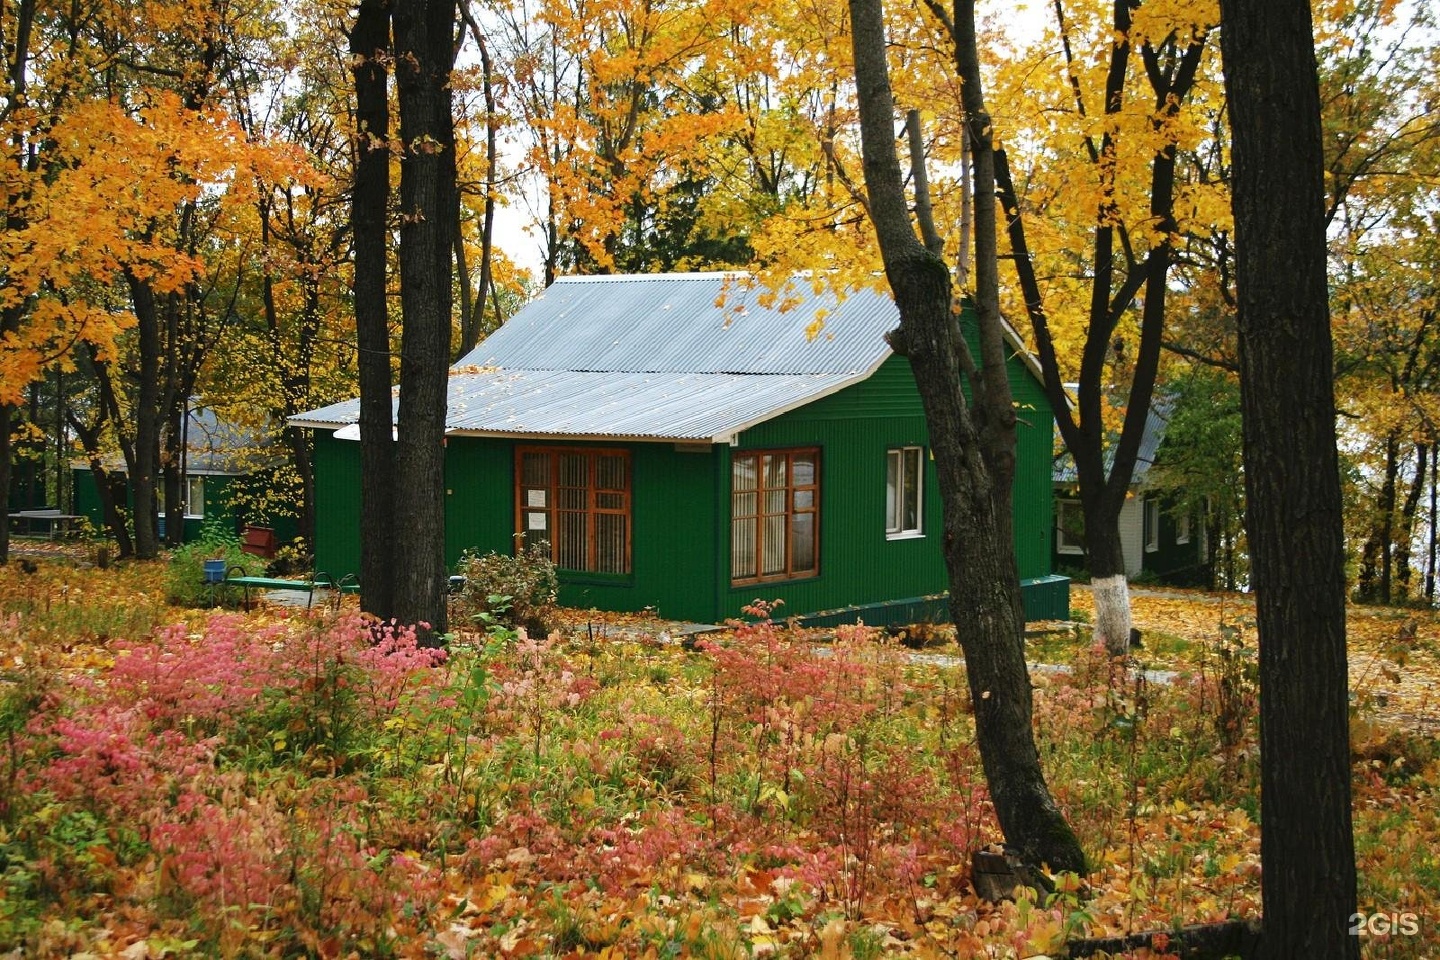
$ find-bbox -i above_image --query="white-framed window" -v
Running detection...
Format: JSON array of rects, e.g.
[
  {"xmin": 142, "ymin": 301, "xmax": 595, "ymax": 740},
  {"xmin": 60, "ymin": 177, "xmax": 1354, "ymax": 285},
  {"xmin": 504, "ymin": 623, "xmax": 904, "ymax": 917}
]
[
  {"xmin": 184, "ymin": 476, "xmax": 205, "ymax": 519},
  {"xmin": 1144, "ymin": 497, "xmax": 1160, "ymax": 553},
  {"xmin": 1175, "ymin": 510, "xmax": 1191, "ymax": 545},
  {"xmin": 886, "ymin": 446, "xmax": 924, "ymax": 538},
  {"xmin": 1056, "ymin": 499, "xmax": 1085, "ymax": 555}
]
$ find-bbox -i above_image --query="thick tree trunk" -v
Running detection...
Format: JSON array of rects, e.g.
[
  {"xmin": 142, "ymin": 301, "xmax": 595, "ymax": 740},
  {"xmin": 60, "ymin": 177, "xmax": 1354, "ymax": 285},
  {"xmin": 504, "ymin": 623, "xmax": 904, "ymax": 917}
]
[
  {"xmin": 848, "ymin": 0, "xmax": 1084, "ymax": 875},
  {"xmin": 1082, "ymin": 496, "xmax": 1131, "ymax": 654},
  {"xmin": 0, "ymin": 403, "xmax": 10, "ymax": 565},
  {"xmin": 1219, "ymin": 0, "xmax": 1359, "ymax": 956},
  {"xmin": 127, "ymin": 273, "xmax": 163, "ymax": 560},
  {"xmin": 351, "ymin": 0, "xmax": 397, "ymax": 618},
  {"xmin": 392, "ymin": 0, "xmax": 457, "ymax": 639}
]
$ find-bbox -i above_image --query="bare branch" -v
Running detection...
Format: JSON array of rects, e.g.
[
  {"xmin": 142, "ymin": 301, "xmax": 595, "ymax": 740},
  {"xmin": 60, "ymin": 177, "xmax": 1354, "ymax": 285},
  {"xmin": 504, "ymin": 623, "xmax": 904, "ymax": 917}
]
[{"xmin": 906, "ymin": 110, "xmax": 945, "ymax": 257}]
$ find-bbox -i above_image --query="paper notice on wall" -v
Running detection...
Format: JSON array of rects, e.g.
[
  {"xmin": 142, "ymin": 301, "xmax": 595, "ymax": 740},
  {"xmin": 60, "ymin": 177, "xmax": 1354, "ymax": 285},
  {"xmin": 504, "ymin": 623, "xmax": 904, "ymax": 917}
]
[
  {"xmin": 527, "ymin": 512, "xmax": 547, "ymax": 530},
  {"xmin": 527, "ymin": 489, "xmax": 546, "ymax": 508}
]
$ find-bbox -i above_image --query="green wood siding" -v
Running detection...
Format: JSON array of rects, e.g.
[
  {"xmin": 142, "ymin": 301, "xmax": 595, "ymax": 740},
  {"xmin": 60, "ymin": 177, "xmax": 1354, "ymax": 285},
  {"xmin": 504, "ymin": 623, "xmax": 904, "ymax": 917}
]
[
  {"xmin": 72, "ymin": 468, "xmax": 297, "ymax": 545},
  {"xmin": 313, "ymin": 433, "xmax": 362, "ymax": 576},
  {"xmin": 442, "ymin": 437, "xmax": 514, "ymax": 565},
  {"xmin": 308, "ymin": 311, "xmax": 1060, "ymax": 624},
  {"xmin": 719, "ymin": 351, "xmax": 1054, "ymax": 623},
  {"xmin": 444, "ymin": 438, "xmax": 720, "ymax": 621}
]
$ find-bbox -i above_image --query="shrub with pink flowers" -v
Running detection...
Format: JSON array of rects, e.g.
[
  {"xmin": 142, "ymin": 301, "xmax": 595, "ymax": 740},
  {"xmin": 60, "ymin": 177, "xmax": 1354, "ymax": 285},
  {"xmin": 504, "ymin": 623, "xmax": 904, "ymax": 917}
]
[{"xmin": 18, "ymin": 561, "xmax": 1427, "ymax": 959}]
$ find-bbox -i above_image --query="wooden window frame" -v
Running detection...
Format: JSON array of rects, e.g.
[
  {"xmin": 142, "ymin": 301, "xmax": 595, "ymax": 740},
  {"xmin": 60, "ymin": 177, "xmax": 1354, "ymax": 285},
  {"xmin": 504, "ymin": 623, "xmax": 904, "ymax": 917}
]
[
  {"xmin": 515, "ymin": 446, "xmax": 632, "ymax": 575},
  {"xmin": 731, "ymin": 447, "xmax": 820, "ymax": 585}
]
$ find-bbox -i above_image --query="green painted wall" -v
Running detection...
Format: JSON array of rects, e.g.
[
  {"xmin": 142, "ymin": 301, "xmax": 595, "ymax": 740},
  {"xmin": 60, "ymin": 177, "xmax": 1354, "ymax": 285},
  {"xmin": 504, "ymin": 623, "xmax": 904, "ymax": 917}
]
[
  {"xmin": 313, "ymin": 433, "xmax": 362, "ymax": 576},
  {"xmin": 442, "ymin": 437, "xmax": 514, "ymax": 566},
  {"xmin": 308, "ymin": 317, "xmax": 1061, "ymax": 623},
  {"xmin": 720, "ymin": 350, "xmax": 1055, "ymax": 623},
  {"xmin": 72, "ymin": 468, "xmax": 298, "ymax": 545},
  {"xmin": 439, "ymin": 437, "xmax": 718, "ymax": 621},
  {"xmin": 313, "ymin": 434, "xmax": 724, "ymax": 622},
  {"xmin": 725, "ymin": 355, "xmax": 940, "ymax": 621}
]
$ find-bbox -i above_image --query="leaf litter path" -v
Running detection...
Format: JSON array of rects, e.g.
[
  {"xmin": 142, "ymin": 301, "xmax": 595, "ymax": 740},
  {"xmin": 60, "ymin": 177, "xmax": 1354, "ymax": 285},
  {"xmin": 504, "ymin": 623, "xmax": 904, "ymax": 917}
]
[{"xmin": 1072, "ymin": 587, "xmax": 1440, "ymax": 737}]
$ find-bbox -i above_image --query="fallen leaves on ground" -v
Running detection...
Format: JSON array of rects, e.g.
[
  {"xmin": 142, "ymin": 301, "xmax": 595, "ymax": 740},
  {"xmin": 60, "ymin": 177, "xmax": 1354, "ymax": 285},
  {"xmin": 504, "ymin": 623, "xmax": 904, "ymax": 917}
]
[{"xmin": 1, "ymin": 561, "xmax": 1436, "ymax": 957}]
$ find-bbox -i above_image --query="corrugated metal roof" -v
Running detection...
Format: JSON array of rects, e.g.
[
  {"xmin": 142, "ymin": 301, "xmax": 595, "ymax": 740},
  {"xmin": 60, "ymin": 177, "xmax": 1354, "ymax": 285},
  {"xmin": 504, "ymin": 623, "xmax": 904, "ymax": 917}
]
[
  {"xmin": 79, "ymin": 406, "xmax": 279, "ymax": 475},
  {"xmin": 292, "ymin": 369, "xmax": 867, "ymax": 443},
  {"xmin": 293, "ymin": 272, "xmax": 1048, "ymax": 443},
  {"xmin": 454, "ymin": 274, "xmax": 896, "ymax": 375}
]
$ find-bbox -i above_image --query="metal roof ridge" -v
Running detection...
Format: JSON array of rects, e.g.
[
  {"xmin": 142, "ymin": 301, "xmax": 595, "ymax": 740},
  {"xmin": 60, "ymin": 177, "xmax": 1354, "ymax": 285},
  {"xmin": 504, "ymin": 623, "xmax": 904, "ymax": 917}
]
[
  {"xmin": 448, "ymin": 366, "xmax": 845, "ymax": 376},
  {"xmin": 550, "ymin": 271, "xmax": 749, "ymax": 283}
]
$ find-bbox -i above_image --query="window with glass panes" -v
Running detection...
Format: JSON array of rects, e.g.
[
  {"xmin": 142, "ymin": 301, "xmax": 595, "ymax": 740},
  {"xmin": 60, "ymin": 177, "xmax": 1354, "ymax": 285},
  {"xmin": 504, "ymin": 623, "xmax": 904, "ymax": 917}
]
[
  {"xmin": 731, "ymin": 448, "xmax": 819, "ymax": 583},
  {"xmin": 184, "ymin": 476, "xmax": 205, "ymax": 518},
  {"xmin": 516, "ymin": 448, "xmax": 630, "ymax": 574},
  {"xmin": 886, "ymin": 446, "xmax": 923, "ymax": 536}
]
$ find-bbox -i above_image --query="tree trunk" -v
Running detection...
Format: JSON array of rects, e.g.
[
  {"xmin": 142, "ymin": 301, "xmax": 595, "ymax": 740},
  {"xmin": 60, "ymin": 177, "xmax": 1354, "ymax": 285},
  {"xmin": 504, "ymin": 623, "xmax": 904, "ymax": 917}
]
[
  {"xmin": 451, "ymin": 5, "xmax": 498, "ymax": 359},
  {"xmin": 392, "ymin": 0, "xmax": 457, "ymax": 640},
  {"xmin": 0, "ymin": 403, "xmax": 10, "ymax": 565},
  {"xmin": 67, "ymin": 406, "xmax": 134, "ymax": 559},
  {"xmin": 1379, "ymin": 432, "xmax": 1398, "ymax": 603},
  {"xmin": 163, "ymin": 406, "xmax": 184, "ymax": 546},
  {"xmin": 1427, "ymin": 444, "xmax": 1437, "ymax": 602},
  {"xmin": 470, "ymin": 25, "xmax": 499, "ymax": 353},
  {"xmin": 289, "ymin": 427, "xmax": 316, "ymax": 546},
  {"xmin": 1082, "ymin": 492, "xmax": 1131, "ymax": 654},
  {"xmin": 1219, "ymin": 0, "xmax": 1359, "ymax": 955},
  {"xmin": 89, "ymin": 348, "xmax": 141, "ymax": 554},
  {"xmin": 848, "ymin": 0, "xmax": 1084, "ymax": 876},
  {"xmin": 1395, "ymin": 442, "xmax": 1425, "ymax": 600},
  {"xmin": 351, "ymin": 0, "xmax": 397, "ymax": 618},
  {"xmin": 981, "ymin": 8, "xmax": 1206, "ymax": 659},
  {"xmin": 127, "ymin": 272, "xmax": 163, "ymax": 560}
]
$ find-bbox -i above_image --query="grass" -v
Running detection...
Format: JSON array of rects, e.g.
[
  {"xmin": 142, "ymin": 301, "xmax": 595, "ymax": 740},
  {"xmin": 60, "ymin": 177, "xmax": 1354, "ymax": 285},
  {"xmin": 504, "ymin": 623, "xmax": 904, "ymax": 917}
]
[{"xmin": 0, "ymin": 558, "xmax": 1435, "ymax": 957}]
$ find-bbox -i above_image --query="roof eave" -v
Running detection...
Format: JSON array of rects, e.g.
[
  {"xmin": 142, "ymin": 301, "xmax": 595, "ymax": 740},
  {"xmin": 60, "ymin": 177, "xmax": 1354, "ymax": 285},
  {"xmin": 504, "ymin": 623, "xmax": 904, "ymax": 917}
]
[
  {"xmin": 289, "ymin": 415, "xmax": 353, "ymax": 431},
  {"xmin": 715, "ymin": 354, "xmax": 889, "ymax": 441},
  {"xmin": 445, "ymin": 429, "xmax": 726, "ymax": 444}
]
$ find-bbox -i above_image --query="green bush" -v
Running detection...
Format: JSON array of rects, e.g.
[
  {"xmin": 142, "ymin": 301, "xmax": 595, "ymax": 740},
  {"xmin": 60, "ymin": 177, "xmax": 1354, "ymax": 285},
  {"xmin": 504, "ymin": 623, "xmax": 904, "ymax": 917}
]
[
  {"xmin": 164, "ymin": 519, "xmax": 266, "ymax": 607},
  {"xmin": 451, "ymin": 539, "xmax": 559, "ymax": 637}
]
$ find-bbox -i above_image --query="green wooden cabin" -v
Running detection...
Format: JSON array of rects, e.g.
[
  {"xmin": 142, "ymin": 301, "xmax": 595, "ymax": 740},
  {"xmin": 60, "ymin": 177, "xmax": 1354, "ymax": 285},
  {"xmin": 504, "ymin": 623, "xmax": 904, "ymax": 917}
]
[
  {"xmin": 294, "ymin": 274, "xmax": 1068, "ymax": 625},
  {"xmin": 73, "ymin": 407, "xmax": 298, "ymax": 545}
]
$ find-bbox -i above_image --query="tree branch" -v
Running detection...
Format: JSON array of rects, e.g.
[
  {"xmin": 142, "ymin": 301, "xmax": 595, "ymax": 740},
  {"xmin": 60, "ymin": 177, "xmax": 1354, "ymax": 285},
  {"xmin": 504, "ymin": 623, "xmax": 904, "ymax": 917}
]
[{"xmin": 906, "ymin": 110, "xmax": 944, "ymax": 257}]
